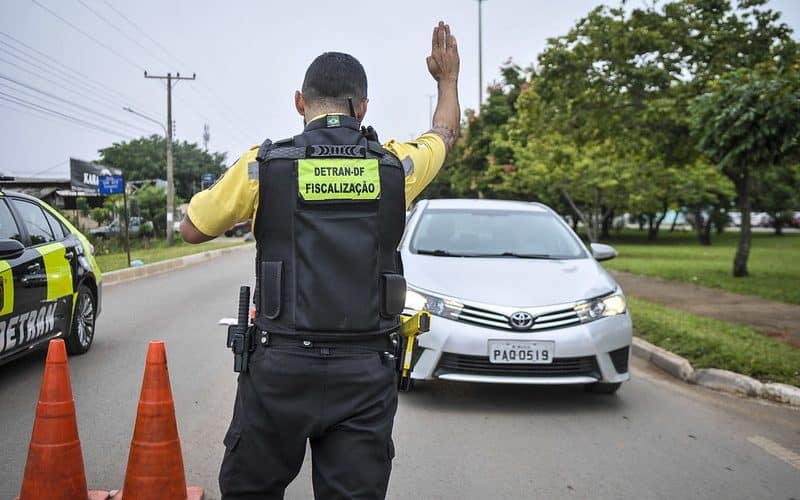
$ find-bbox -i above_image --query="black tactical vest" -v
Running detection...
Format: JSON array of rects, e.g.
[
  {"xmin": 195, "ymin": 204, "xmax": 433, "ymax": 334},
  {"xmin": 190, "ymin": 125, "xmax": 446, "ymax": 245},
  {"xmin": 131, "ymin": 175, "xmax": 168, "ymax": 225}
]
[{"xmin": 253, "ymin": 115, "xmax": 406, "ymax": 340}]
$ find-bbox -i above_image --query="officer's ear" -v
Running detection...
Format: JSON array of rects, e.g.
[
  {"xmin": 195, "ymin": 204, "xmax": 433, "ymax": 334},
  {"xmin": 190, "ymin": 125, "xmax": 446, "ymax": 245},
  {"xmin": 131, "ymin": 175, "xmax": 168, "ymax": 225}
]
[
  {"xmin": 356, "ymin": 98, "xmax": 368, "ymax": 122},
  {"xmin": 295, "ymin": 91, "xmax": 305, "ymax": 117}
]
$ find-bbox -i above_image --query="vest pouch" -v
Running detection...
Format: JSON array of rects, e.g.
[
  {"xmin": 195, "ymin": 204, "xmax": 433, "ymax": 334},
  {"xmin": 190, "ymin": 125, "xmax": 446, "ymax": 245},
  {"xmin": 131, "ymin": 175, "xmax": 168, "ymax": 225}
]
[
  {"xmin": 381, "ymin": 273, "xmax": 406, "ymax": 317},
  {"xmin": 295, "ymin": 209, "xmax": 380, "ymax": 332},
  {"xmin": 259, "ymin": 261, "xmax": 283, "ymax": 319}
]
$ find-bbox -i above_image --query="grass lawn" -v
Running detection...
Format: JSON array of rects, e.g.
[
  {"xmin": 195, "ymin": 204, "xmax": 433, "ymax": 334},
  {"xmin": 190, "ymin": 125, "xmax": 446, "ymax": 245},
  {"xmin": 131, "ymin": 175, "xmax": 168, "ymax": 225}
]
[
  {"xmin": 600, "ymin": 230, "xmax": 800, "ymax": 304},
  {"xmin": 629, "ymin": 296, "xmax": 800, "ymax": 386},
  {"xmin": 94, "ymin": 239, "xmax": 250, "ymax": 273}
]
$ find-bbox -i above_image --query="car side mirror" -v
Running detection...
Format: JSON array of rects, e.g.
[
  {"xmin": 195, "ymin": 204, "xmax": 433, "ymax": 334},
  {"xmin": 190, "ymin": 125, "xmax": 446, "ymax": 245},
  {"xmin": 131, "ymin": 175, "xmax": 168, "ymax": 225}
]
[
  {"xmin": 0, "ymin": 239, "xmax": 25, "ymax": 260},
  {"xmin": 590, "ymin": 243, "xmax": 618, "ymax": 262}
]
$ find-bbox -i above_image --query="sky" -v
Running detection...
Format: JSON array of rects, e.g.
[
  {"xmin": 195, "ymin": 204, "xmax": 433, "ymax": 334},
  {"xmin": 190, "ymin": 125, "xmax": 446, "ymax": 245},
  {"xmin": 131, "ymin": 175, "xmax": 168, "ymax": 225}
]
[{"xmin": 0, "ymin": 0, "xmax": 798, "ymax": 179}]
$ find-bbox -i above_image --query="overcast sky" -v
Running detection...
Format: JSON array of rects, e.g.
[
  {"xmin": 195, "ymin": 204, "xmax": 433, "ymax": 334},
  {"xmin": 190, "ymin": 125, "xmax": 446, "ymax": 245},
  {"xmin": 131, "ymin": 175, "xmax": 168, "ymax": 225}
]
[{"xmin": 1, "ymin": 0, "xmax": 798, "ymax": 179}]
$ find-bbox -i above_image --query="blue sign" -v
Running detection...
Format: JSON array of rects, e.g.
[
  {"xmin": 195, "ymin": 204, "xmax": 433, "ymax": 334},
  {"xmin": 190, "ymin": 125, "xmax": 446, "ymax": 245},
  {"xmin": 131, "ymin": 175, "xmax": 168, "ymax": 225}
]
[
  {"xmin": 201, "ymin": 173, "xmax": 216, "ymax": 189},
  {"xmin": 98, "ymin": 175, "xmax": 124, "ymax": 195}
]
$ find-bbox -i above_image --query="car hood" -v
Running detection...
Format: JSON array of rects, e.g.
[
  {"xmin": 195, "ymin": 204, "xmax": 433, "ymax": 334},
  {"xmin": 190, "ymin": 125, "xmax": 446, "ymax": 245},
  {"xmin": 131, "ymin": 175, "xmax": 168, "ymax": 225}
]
[{"xmin": 402, "ymin": 253, "xmax": 619, "ymax": 307}]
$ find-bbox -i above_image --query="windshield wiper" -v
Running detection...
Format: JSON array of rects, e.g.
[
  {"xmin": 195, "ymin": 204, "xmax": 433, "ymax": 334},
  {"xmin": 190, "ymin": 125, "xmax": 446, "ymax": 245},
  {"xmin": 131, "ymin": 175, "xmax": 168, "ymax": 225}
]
[
  {"xmin": 415, "ymin": 249, "xmax": 468, "ymax": 257},
  {"xmin": 469, "ymin": 252, "xmax": 553, "ymax": 259}
]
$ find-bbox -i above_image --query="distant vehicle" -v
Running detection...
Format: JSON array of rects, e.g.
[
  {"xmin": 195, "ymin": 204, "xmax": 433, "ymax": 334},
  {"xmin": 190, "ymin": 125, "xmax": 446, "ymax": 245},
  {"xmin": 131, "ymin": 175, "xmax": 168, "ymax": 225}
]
[
  {"xmin": 89, "ymin": 216, "xmax": 148, "ymax": 239},
  {"xmin": 791, "ymin": 212, "xmax": 800, "ymax": 228},
  {"xmin": 402, "ymin": 199, "xmax": 632, "ymax": 394},
  {"xmin": 224, "ymin": 220, "xmax": 251, "ymax": 237},
  {"xmin": 751, "ymin": 212, "xmax": 772, "ymax": 227},
  {"xmin": 0, "ymin": 190, "xmax": 102, "ymax": 365}
]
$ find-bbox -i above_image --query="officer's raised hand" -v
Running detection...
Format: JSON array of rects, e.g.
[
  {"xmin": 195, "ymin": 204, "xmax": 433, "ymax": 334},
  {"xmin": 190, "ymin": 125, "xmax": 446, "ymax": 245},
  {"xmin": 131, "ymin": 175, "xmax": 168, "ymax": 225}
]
[
  {"xmin": 425, "ymin": 21, "xmax": 461, "ymax": 152},
  {"xmin": 427, "ymin": 21, "xmax": 460, "ymax": 84}
]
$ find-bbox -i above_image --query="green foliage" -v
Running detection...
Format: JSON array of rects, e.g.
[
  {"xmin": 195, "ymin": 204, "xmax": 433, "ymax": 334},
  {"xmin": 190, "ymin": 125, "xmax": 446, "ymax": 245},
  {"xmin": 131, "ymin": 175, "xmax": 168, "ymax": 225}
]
[
  {"xmin": 89, "ymin": 207, "xmax": 112, "ymax": 226},
  {"xmin": 629, "ymin": 296, "xmax": 800, "ymax": 386},
  {"xmin": 132, "ymin": 184, "xmax": 183, "ymax": 236},
  {"xmin": 690, "ymin": 68, "xmax": 800, "ymax": 274},
  {"xmin": 93, "ymin": 239, "xmax": 248, "ymax": 272},
  {"xmin": 690, "ymin": 70, "xmax": 800, "ymax": 184},
  {"xmin": 756, "ymin": 164, "xmax": 800, "ymax": 233},
  {"xmin": 76, "ymin": 197, "xmax": 90, "ymax": 218},
  {"xmin": 98, "ymin": 135, "xmax": 227, "ymax": 200}
]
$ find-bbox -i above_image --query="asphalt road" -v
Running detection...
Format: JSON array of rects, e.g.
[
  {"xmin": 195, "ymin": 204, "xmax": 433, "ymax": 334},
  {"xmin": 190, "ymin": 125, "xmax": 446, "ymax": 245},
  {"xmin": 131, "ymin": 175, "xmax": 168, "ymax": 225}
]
[{"xmin": 1, "ymin": 248, "xmax": 798, "ymax": 499}]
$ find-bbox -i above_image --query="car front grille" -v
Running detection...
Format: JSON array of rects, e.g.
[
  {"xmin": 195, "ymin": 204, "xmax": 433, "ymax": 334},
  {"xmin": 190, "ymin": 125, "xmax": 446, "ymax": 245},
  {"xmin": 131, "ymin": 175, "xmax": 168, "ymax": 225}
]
[
  {"xmin": 436, "ymin": 353, "xmax": 600, "ymax": 378},
  {"xmin": 457, "ymin": 304, "xmax": 582, "ymax": 332},
  {"xmin": 609, "ymin": 346, "xmax": 629, "ymax": 374}
]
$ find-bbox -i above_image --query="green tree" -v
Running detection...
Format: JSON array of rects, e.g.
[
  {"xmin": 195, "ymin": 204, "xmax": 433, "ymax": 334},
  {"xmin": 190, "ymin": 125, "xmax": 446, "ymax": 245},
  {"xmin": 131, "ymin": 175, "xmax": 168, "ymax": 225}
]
[
  {"xmin": 98, "ymin": 135, "xmax": 227, "ymax": 200},
  {"xmin": 526, "ymin": 0, "xmax": 797, "ymax": 243},
  {"xmin": 755, "ymin": 164, "xmax": 800, "ymax": 235},
  {"xmin": 133, "ymin": 184, "xmax": 184, "ymax": 236},
  {"xmin": 690, "ymin": 69, "xmax": 800, "ymax": 276},
  {"xmin": 89, "ymin": 207, "xmax": 112, "ymax": 227}
]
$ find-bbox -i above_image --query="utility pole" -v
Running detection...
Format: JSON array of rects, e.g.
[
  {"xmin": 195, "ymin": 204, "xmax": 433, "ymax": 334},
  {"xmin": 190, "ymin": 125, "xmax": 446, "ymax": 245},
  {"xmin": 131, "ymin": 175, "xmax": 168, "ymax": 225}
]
[
  {"xmin": 427, "ymin": 94, "xmax": 435, "ymax": 125},
  {"xmin": 144, "ymin": 71, "xmax": 195, "ymax": 246},
  {"xmin": 477, "ymin": 0, "xmax": 487, "ymax": 107}
]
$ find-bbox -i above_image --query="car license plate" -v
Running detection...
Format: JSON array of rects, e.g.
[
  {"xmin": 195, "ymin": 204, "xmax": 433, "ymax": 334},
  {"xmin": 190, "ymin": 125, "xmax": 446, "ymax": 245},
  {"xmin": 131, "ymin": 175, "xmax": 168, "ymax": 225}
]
[{"xmin": 488, "ymin": 340, "xmax": 554, "ymax": 364}]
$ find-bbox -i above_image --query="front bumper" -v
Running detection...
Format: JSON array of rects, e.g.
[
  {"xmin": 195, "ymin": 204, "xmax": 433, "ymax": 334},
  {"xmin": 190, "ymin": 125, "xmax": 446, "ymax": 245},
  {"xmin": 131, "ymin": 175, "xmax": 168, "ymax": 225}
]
[{"xmin": 410, "ymin": 311, "xmax": 633, "ymax": 385}]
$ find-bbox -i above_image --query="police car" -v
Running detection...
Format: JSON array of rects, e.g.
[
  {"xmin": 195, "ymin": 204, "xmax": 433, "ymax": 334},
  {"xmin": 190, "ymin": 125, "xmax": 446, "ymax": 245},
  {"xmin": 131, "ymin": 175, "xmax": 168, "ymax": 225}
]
[{"xmin": 0, "ymin": 189, "xmax": 102, "ymax": 365}]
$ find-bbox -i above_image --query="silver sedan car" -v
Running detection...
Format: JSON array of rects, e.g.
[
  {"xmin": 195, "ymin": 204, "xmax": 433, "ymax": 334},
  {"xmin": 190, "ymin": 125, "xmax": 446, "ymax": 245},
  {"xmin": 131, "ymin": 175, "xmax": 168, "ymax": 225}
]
[{"xmin": 402, "ymin": 199, "xmax": 632, "ymax": 393}]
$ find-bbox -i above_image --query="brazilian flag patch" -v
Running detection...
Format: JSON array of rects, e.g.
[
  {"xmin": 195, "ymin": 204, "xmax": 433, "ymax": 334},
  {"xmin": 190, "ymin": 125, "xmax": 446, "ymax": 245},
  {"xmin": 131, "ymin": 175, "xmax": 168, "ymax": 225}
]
[{"xmin": 298, "ymin": 158, "xmax": 380, "ymax": 201}]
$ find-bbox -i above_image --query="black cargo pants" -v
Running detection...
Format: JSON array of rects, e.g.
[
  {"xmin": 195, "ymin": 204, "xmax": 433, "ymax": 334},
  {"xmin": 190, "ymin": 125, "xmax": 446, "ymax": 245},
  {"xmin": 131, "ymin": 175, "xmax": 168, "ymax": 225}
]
[{"xmin": 219, "ymin": 342, "xmax": 398, "ymax": 500}]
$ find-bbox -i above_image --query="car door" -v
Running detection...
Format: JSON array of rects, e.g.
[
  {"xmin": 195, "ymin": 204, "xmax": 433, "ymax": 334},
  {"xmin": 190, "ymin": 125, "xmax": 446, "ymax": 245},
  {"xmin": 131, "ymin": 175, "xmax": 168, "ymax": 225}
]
[
  {"xmin": 0, "ymin": 197, "xmax": 51, "ymax": 360},
  {"xmin": 5, "ymin": 197, "xmax": 73, "ymax": 356}
]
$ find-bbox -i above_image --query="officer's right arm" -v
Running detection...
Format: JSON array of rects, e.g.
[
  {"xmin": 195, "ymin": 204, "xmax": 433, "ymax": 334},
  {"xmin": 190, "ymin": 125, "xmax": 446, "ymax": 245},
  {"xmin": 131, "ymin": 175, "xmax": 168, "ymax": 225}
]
[{"xmin": 181, "ymin": 148, "xmax": 259, "ymax": 244}]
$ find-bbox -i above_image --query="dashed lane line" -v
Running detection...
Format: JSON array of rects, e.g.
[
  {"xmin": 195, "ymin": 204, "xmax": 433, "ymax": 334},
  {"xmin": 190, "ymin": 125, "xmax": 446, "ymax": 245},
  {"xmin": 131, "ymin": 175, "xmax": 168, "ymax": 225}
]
[{"xmin": 747, "ymin": 436, "xmax": 800, "ymax": 471}]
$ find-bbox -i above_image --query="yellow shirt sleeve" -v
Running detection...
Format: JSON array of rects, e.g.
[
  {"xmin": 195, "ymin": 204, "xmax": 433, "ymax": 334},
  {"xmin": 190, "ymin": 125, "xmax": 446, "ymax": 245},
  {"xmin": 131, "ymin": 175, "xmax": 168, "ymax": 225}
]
[
  {"xmin": 186, "ymin": 146, "xmax": 260, "ymax": 237},
  {"xmin": 383, "ymin": 133, "xmax": 446, "ymax": 208}
]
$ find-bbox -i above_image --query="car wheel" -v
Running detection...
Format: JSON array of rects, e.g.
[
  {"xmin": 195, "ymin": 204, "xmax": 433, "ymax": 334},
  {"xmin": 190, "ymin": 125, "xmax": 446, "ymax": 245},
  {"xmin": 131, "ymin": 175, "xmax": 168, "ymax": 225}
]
[
  {"xmin": 65, "ymin": 284, "xmax": 95, "ymax": 355},
  {"xmin": 234, "ymin": 228, "xmax": 244, "ymax": 237},
  {"xmin": 584, "ymin": 382, "xmax": 621, "ymax": 394}
]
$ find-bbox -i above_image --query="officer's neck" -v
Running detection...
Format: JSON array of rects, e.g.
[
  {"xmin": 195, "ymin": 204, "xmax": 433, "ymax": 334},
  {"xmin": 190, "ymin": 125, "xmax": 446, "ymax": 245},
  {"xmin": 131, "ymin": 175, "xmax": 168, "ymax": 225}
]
[
  {"xmin": 303, "ymin": 110, "xmax": 361, "ymax": 129},
  {"xmin": 303, "ymin": 108, "xmax": 361, "ymax": 126}
]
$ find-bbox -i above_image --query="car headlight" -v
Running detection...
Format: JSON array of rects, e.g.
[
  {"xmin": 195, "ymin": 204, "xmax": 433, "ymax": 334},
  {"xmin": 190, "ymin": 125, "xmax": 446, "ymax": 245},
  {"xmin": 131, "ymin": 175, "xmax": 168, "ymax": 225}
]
[
  {"xmin": 405, "ymin": 288, "xmax": 463, "ymax": 320},
  {"xmin": 575, "ymin": 294, "xmax": 626, "ymax": 323}
]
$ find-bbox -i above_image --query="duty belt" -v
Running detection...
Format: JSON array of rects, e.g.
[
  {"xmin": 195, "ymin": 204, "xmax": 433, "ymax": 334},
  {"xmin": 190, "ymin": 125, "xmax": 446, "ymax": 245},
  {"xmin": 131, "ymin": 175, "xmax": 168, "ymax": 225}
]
[{"xmin": 257, "ymin": 331, "xmax": 398, "ymax": 353}]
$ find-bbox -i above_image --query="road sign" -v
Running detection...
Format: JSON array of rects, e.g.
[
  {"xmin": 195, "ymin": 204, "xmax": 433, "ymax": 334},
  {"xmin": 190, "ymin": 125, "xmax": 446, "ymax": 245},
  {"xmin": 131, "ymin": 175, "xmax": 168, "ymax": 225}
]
[
  {"xmin": 201, "ymin": 173, "xmax": 216, "ymax": 189},
  {"xmin": 98, "ymin": 175, "xmax": 124, "ymax": 195}
]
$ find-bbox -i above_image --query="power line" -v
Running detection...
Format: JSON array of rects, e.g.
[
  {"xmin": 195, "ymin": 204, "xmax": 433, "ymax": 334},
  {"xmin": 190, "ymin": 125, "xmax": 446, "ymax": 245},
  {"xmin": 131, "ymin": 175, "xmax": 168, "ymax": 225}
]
[
  {"xmin": 0, "ymin": 73, "xmax": 153, "ymax": 134},
  {"xmin": 0, "ymin": 45, "xmax": 135, "ymax": 112},
  {"xmin": 30, "ymin": 0, "xmax": 142, "ymax": 71},
  {"xmin": 0, "ymin": 91, "xmax": 132, "ymax": 137},
  {"xmin": 101, "ymin": 1, "xmax": 255, "ymax": 141},
  {"xmin": 102, "ymin": 0, "xmax": 185, "ymax": 68},
  {"xmin": 30, "ymin": 159, "xmax": 68, "ymax": 177},
  {"xmin": 75, "ymin": 0, "xmax": 173, "ymax": 69},
  {"xmin": 0, "ymin": 31, "xmax": 155, "ymax": 112}
]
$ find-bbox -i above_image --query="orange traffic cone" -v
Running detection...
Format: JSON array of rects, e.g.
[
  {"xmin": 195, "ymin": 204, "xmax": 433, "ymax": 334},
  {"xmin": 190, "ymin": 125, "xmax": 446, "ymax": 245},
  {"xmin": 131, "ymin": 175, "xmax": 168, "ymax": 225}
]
[
  {"xmin": 18, "ymin": 339, "xmax": 109, "ymax": 500},
  {"xmin": 112, "ymin": 341, "xmax": 203, "ymax": 499}
]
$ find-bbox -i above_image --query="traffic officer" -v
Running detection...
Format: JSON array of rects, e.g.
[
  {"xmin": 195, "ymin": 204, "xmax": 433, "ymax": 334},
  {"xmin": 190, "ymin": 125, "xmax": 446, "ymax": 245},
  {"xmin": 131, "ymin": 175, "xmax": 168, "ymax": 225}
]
[{"xmin": 180, "ymin": 21, "xmax": 460, "ymax": 500}]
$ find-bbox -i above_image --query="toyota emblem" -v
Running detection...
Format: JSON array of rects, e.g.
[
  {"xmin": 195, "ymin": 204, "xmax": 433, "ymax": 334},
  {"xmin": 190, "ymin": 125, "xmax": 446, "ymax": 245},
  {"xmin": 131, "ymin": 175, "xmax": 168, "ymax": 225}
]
[{"xmin": 509, "ymin": 311, "xmax": 534, "ymax": 331}]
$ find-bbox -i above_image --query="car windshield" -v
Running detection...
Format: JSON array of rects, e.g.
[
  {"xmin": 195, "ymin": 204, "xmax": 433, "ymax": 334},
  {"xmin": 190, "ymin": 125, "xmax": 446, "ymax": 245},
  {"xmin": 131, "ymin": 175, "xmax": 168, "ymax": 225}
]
[{"xmin": 410, "ymin": 208, "xmax": 586, "ymax": 259}]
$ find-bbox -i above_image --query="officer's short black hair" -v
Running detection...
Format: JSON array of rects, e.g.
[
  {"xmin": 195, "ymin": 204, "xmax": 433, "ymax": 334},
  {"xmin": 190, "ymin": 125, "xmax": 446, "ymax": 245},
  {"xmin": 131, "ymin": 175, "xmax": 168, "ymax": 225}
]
[{"xmin": 302, "ymin": 52, "xmax": 367, "ymax": 106}]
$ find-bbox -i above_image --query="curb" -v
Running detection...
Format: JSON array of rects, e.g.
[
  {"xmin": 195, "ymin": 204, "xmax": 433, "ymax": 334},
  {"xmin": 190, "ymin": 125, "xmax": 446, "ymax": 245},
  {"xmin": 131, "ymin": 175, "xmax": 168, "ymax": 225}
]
[
  {"xmin": 631, "ymin": 337, "xmax": 800, "ymax": 408},
  {"xmin": 100, "ymin": 243, "xmax": 255, "ymax": 287}
]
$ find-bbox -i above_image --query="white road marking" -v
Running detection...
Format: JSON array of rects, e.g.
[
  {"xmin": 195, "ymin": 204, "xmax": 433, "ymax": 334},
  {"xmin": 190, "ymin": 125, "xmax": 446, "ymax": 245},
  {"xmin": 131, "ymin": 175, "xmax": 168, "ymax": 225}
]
[{"xmin": 747, "ymin": 436, "xmax": 800, "ymax": 471}]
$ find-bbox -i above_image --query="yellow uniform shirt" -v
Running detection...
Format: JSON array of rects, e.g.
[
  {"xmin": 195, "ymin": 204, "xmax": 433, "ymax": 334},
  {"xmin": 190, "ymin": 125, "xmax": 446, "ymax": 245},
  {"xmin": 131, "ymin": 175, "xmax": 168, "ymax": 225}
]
[{"xmin": 187, "ymin": 132, "xmax": 446, "ymax": 237}]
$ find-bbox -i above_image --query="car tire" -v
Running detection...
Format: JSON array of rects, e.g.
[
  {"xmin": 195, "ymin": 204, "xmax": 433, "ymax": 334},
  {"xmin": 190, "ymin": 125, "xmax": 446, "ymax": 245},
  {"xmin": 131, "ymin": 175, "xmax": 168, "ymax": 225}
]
[
  {"xmin": 584, "ymin": 382, "xmax": 621, "ymax": 394},
  {"xmin": 65, "ymin": 284, "xmax": 96, "ymax": 355}
]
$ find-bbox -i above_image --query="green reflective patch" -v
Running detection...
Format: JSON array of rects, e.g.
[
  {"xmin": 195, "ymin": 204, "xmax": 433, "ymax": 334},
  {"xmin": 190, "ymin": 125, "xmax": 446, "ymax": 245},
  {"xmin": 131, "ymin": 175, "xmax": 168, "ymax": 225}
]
[
  {"xmin": 0, "ymin": 261, "xmax": 13, "ymax": 316},
  {"xmin": 298, "ymin": 159, "xmax": 380, "ymax": 201},
  {"xmin": 35, "ymin": 243, "xmax": 73, "ymax": 301}
]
